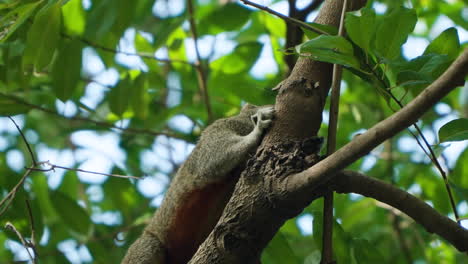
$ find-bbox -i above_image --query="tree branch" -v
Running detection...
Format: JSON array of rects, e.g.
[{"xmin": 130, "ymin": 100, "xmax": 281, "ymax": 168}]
[
  {"xmin": 187, "ymin": 0, "xmax": 213, "ymax": 123},
  {"xmin": 240, "ymin": 0, "xmax": 329, "ymax": 36},
  {"xmin": 285, "ymin": 48, "xmax": 468, "ymax": 196},
  {"xmin": 331, "ymin": 171, "xmax": 468, "ymax": 252},
  {"xmin": 62, "ymin": 33, "xmax": 192, "ymax": 65},
  {"xmin": 299, "ymin": 0, "xmax": 324, "ymax": 17},
  {"xmin": 0, "ymin": 93, "xmax": 187, "ymax": 140},
  {"xmin": 322, "ymin": 1, "xmax": 348, "ymax": 262}
]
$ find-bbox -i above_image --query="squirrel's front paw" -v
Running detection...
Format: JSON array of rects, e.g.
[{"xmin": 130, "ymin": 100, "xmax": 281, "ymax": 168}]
[
  {"xmin": 257, "ymin": 106, "xmax": 275, "ymax": 120},
  {"xmin": 251, "ymin": 106, "xmax": 275, "ymax": 131}
]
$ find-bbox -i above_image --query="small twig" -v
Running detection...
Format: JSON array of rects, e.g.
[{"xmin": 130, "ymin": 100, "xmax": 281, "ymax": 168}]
[
  {"xmin": 0, "ymin": 169, "xmax": 33, "ymax": 217},
  {"xmin": 187, "ymin": 0, "xmax": 213, "ymax": 123},
  {"xmin": 385, "ymin": 140, "xmax": 413, "ymax": 264},
  {"xmin": 62, "ymin": 33, "xmax": 192, "ymax": 65},
  {"xmin": 366, "ymin": 58, "xmax": 461, "ymax": 224},
  {"xmin": 5, "ymin": 222, "xmax": 35, "ymax": 263},
  {"xmin": 299, "ymin": 0, "xmax": 324, "ymax": 16},
  {"xmin": 0, "ymin": 93, "xmax": 187, "ymax": 140},
  {"xmin": 386, "ymin": 91, "xmax": 460, "ymax": 223},
  {"xmin": 321, "ymin": 1, "xmax": 347, "ymax": 263},
  {"xmin": 25, "ymin": 200, "xmax": 39, "ymax": 263},
  {"xmin": 240, "ymin": 0, "xmax": 330, "ymax": 36},
  {"xmin": 8, "ymin": 116, "xmax": 37, "ymax": 166},
  {"xmin": 28, "ymin": 161, "xmax": 142, "ymax": 180}
]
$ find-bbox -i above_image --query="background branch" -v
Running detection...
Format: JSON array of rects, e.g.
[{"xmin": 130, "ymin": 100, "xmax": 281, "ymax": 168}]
[
  {"xmin": 0, "ymin": 93, "xmax": 186, "ymax": 140},
  {"xmin": 286, "ymin": 48, "xmax": 468, "ymax": 195},
  {"xmin": 62, "ymin": 33, "xmax": 192, "ymax": 65},
  {"xmin": 331, "ymin": 171, "xmax": 468, "ymax": 252},
  {"xmin": 241, "ymin": 0, "xmax": 329, "ymax": 36},
  {"xmin": 187, "ymin": 0, "xmax": 213, "ymax": 123},
  {"xmin": 322, "ymin": 0, "xmax": 348, "ymax": 262}
]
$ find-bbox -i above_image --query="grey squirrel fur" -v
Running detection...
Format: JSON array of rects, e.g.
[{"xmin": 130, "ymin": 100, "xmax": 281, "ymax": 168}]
[{"xmin": 122, "ymin": 104, "xmax": 274, "ymax": 264}]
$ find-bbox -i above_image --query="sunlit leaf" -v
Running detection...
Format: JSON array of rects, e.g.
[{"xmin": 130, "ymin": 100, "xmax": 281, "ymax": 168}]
[
  {"xmin": 50, "ymin": 190, "xmax": 92, "ymax": 238},
  {"xmin": 333, "ymin": 220, "xmax": 352, "ymax": 263},
  {"xmin": 424, "ymin": 27, "xmax": 460, "ymax": 60},
  {"xmin": 373, "ymin": 7, "xmax": 417, "ymax": 59},
  {"xmin": 198, "ymin": 3, "xmax": 251, "ymax": 35},
  {"xmin": 58, "ymin": 171, "xmax": 80, "ymax": 201},
  {"xmin": 303, "ymin": 23, "xmax": 338, "ymax": 39},
  {"xmin": 31, "ymin": 175, "xmax": 58, "ymax": 221},
  {"xmin": 108, "ymin": 76, "xmax": 133, "ymax": 117},
  {"xmin": 395, "ymin": 54, "xmax": 451, "ymax": 93},
  {"xmin": 22, "ymin": 2, "xmax": 61, "ymax": 70},
  {"xmin": 62, "ymin": 0, "xmax": 86, "ymax": 35},
  {"xmin": 85, "ymin": 0, "xmax": 118, "ymax": 39},
  {"xmin": 0, "ymin": 96, "xmax": 31, "ymax": 116},
  {"xmin": 131, "ymin": 73, "xmax": 150, "ymax": 119},
  {"xmin": 0, "ymin": 1, "xmax": 41, "ymax": 42},
  {"xmin": 353, "ymin": 238, "xmax": 384, "ymax": 262},
  {"xmin": 134, "ymin": 32, "xmax": 159, "ymax": 71},
  {"xmin": 299, "ymin": 35, "xmax": 360, "ymax": 68},
  {"xmin": 345, "ymin": 8, "xmax": 376, "ymax": 52},
  {"xmin": 438, "ymin": 118, "xmax": 468, "ymax": 143},
  {"xmin": 262, "ymin": 231, "xmax": 301, "ymax": 264},
  {"xmin": 211, "ymin": 42, "xmax": 263, "ymax": 74},
  {"xmin": 152, "ymin": 16, "xmax": 185, "ymax": 50},
  {"xmin": 52, "ymin": 39, "xmax": 83, "ymax": 101}
]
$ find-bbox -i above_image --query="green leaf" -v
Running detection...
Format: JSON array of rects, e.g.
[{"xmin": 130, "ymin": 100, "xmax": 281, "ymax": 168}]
[
  {"xmin": 52, "ymin": 39, "xmax": 83, "ymax": 101},
  {"xmin": 417, "ymin": 54, "xmax": 451, "ymax": 77},
  {"xmin": 108, "ymin": 76, "xmax": 132, "ymax": 116},
  {"xmin": 299, "ymin": 35, "xmax": 360, "ymax": 68},
  {"xmin": 113, "ymin": 0, "xmax": 136, "ymax": 35},
  {"xmin": 333, "ymin": 221, "xmax": 352, "ymax": 264},
  {"xmin": 135, "ymin": 32, "xmax": 159, "ymax": 71},
  {"xmin": 152, "ymin": 16, "xmax": 185, "ymax": 50},
  {"xmin": 102, "ymin": 176, "xmax": 143, "ymax": 215},
  {"xmin": 50, "ymin": 190, "xmax": 92, "ymax": 238},
  {"xmin": 62, "ymin": 0, "xmax": 86, "ymax": 35},
  {"xmin": 58, "ymin": 170, "xmax": 80, "ymax": 201},
  {"xmin": 395, "ymin": 54, "xmax": 451, "ymax": 93},
  {"xmin": 131, "ymin": 73, "xmax": 150, "ymax": 119},
  {"xmin": 23, "ymin": 2, "xmax": 62, "ymax": 70},
  {"xmin": 453, "ymin": 148, "xmax": 468, "ymax": 189},
  {"xmin": 198, "ymin": 3, "xmax": 251, "ymax": 35},
  {"xmin": 211, "ymin": 42, "xmax": 263, "ymax": 74},
  {"xmin": 438, "ymin": 118, "xmax": 468, "ymax": 142},
  {"xmin": 0, "ymin": 96, "xmax": 31, "ymax": 116},
  {"xmin": 262, "ymin": 13, "xmax": 288, "ymax": 39},
  {"xmin": 31, "ymin": 175, "xmax": 58, "ymax": 222},
  {"xmin": 85, "ymin": 0, "xmax": 118, "ymax": 39},
  {"xmin": 396, "ymin": 70, "xmax": 431, "ymax": 87},
  {"xmin": 0, "ymin": 1, "xmax": 41, "ymax": 42},
  {"xmin": 262, "ymin": 231, "xmax": 301, "ymax": 264},
  {"xmin": 302, "ymin": 23, "xmax": 338, "ymax": 40},
  {"xmin": 424, "ymin": 27, "xmax": 460, "ymax": 60},
  {"xmin": 353, "ymin": 239, "xmax": 384, "ymax": 262},
  {"xmin": 373, "ymin": 7, "xmax": 417, "ymax": 59},
  {"xmin": 345, "ymin": 8, "xmax": 376, "ymax": 52}
]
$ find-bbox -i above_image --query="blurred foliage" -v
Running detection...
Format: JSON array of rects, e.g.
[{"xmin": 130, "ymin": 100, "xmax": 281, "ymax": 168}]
[{"xmin": 0, "ymin": 0, "xmax": 467, "ymax": 263}]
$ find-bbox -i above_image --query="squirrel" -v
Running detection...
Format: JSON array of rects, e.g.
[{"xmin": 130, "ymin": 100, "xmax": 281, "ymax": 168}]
[{"xmin": 122, "ymin": 104, "xmax": 275, "ymax": 264}]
